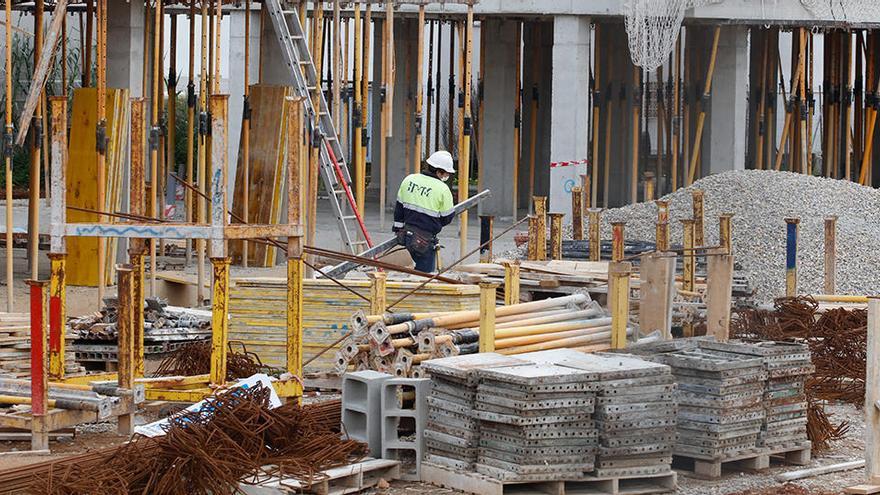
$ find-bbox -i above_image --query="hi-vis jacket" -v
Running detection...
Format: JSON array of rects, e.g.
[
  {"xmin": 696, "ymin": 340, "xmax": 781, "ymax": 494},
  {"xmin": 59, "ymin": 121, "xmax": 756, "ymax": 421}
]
[{"xmin": 393, "ymin": 172, "xmax": 455, "ymax": 236}]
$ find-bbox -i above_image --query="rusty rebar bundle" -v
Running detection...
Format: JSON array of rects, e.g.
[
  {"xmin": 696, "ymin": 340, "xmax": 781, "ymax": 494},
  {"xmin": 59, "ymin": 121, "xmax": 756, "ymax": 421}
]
[
  {"xmin": 23, "ymin": 387, "xmax": 359, "ymax": 495},
  {"xmin": 153, "ymin": 340, "xmax": 267, "ymax": 381}
]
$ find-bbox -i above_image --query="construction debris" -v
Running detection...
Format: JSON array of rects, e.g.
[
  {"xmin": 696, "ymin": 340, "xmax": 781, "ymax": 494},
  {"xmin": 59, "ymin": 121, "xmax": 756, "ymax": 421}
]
[
  {"xmin": 0, "ymin": 313, "xmax": 84, "ymax": 378},
  {"xmin": 69, "ymin": 298, "xmax": 211, "ymax": 365}
]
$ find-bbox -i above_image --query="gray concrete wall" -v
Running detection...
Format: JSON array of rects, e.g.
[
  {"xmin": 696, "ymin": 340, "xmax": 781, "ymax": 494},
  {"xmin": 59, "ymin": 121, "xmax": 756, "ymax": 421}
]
[
  {"xmin": 479, "ymin": 19, "xmax": 518, "ymax": 218},
  {"xmin": 108, "ymin": 1, "xmax": 145, "ymax": 96},
  {"xmin": 708, "ymin": 25, "xmax": 749, "ymax": 175},
  {"xmin": 227, "ymin": 9, "xmax": 262, "ymax": 206},
  {"xmin": 259, "ymin": 2, "xmax": 295, "ymax": 86},
  {"xmin": 519, "ymin": 20, "xmax": 553, "ymax": 212},
  {"xmin": 386, "ymin": 17, "xmax": 417, "ymax": 208}
]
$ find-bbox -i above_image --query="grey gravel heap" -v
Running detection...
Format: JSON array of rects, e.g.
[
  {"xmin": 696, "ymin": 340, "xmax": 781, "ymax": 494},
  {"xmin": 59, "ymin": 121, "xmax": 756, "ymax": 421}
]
[
  {"xmin": 660, "ymin": 347, "xmax": 767, "ymax": 461},
  {"xmin": 698, "ymin": 341, "xmax": 813, "ymax": 449},
  {"xmin": 585, "ymin": 170, "xmax": 880, "ymax": 302},
  {"xmin": 420, "ymin": 353, "xmax": 527, "ymax": 471},
  {"xmin": 474, "ymin": 363, "xmax": 598, "ymax": 481}
]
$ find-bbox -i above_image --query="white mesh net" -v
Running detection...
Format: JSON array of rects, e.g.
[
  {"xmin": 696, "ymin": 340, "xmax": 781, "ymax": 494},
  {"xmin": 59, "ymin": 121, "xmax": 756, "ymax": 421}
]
[{"xmin": 799, "ymin": 0, "xmax": 880, "ymax": 22}]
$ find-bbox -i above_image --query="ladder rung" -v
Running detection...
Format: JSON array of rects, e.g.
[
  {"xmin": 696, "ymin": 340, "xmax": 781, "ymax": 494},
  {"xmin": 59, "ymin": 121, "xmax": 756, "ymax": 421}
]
[
  {"xmin": 299, "ymin": 60, "xmax": 310, "ymax": 65},
  {"xmin": 281, "ymin": 9, "xmax": 297, "ymax": 14},
  {"xmin": 325, "ymin": 136, "xmax": 337, "ymax": 141},
  {"xmin": 330, "ymin": 188, "xmax": 345, "ymax": 195},
  {"xmin": 291, "ymin": 35, "xmax": 304, "ymax": 40},
  {"xmin": 341, "ymin": 215, "xmax": 357, "ymax": 221}
]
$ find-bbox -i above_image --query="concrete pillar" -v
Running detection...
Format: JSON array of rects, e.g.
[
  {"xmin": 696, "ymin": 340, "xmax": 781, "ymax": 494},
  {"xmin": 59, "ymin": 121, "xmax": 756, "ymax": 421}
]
[
  {"xmin": 386, "ymin": 18, "xmax": 417, "ymax": 208},
  {"xmin": 479, "ymin": 19, "xmax": 518, "ymax": 217},
  {"xmin": 549, "ymin": 15, "xmax": 591, "ymax": 217},
  {"xmin": 108, "ymin": 0, "xmax": 146, "ymax": 96},
  {"xmin": 259, "ymin": 2, "xmax": 294, "ymax": 86},
  {"xmin": 519, "ymin": 20, "xmax": 553, "ymax": 210},
  {"xmin": 227, "ymin": 8, "xmax": 261, "ymax": 205},
  {"xmin": 708, "ymin": 25, "xmax": 749, "ymax": 174},
  {"xmin": 598, "ymin": 24, "xmax": 634, "ymax": 208}
]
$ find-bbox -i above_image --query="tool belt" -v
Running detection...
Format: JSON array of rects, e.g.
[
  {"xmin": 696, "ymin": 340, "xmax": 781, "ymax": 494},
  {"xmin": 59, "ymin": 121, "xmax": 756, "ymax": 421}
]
[{"xmin": 397, "ymin": 224, "xmax": 437, "ymax": 256}]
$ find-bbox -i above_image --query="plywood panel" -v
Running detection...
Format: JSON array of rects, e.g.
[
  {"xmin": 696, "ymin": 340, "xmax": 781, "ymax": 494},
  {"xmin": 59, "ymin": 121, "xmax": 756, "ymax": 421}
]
[
  {"xmin": 66, "ymin": 88, "xmax": 130, "ymax": 287},
  {"xmin": 229, "ymin": 85, "xmax": 292, "ymax": 267}
]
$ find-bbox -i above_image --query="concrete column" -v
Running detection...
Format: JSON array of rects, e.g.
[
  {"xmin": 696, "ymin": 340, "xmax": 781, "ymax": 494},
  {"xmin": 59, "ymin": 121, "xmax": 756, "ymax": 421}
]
[
  {"xmin": 259, "ymin": 2, "xmax": 294, "ymax": 85},
  {"xmin": 479, "ymin": 19, "xmax": 518, "ymax": 217},
  {"xmin": 549, "ymin": 15, "xmax": 591, "ymax": 217},
  {"xmin": 708, "ymin": 25, "xmax": 749, "ymax": 174},
  {"xmin": 108, "ymin": 0, "xmax": 146, "ymax": 96},
  {"xmin": 386, "ymin": 18, "xmax": 417, "ymax": 208},
  {"xmin": 227, "ymin": 8, "xmax": 261, "ymax": 205},
  {"xmin": 519, "ymin": 20, "xmax": 553, "ymax": 210}
]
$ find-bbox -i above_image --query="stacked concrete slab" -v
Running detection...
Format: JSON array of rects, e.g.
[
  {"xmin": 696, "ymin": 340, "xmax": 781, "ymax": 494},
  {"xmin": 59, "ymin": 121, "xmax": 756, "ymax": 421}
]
[
  {"xmin": 527, "ymin": 350, "xmax": 677, "ymax": 478},
  {"xmin": 660, "ymin": 348, "xmax": 767, "ymax": 461},
  {"xmin": 699, "ymin": 341, "xmax": 813, "ymax": 449},
  {"xmin": 473, "ymin": 363, "xmax": 599, "ymax": 481},
  {"xmin": 420, "ymin": 353, "xmax": 528, "ymax": 470}
]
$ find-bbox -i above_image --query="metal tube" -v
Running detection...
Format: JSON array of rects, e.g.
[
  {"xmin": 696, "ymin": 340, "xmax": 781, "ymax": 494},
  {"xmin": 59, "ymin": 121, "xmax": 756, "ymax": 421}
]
[
  {"xmin": 503, "ymin": 261, "xmax": 520, "ymax": 306},
  {"xmin": 209, "ymin": 257, "xmax": 231, "ymax": 385},
  {"xmin": 549, "ymin": 213, "xmax": 564, "ymax": 261},
  {"xmin": 368, "ymin": 272, "xmax": 387, "ymax": 315},
  {"xmin": 459, "ymin": 6, "xmax": 474, "ymax": 259},
  {"xmin": 609, "ymin": 261, "xmax": 631, "ymax": 349},
  {"xmin": 533, "ymin": 196, "xmax": 547, "ymax": 261},
  {"xmin": 719, "ymin": 213, "xmax": 733, "ymax": 254},
  {"xmin": 496, "ymin": 324, "xmax": 613, "ymax": 350},
  {"xmin": 588, "ymin": 208, "xmax": 602, "ymax": 262},
  {"xmin": 611, "ymin": 221, "xmax": 625, "ymax": 262},
  {"xmin": 691, "ymin": 189, "xmax": 705, "ymax": 247},
  {"xmin": 496, "ymin": 317, "xmax": 612, "ymax": 341},
  {"xmin": 785, "ymin": 217, "xmax": 799, "ymax": 297},
  {"xmin": 824, "ymin": 216, "xmax": 837, "ymax": 295},
  {"xmin": 571, "ymin": 186, "xmax": 584, "ymax": 241}
]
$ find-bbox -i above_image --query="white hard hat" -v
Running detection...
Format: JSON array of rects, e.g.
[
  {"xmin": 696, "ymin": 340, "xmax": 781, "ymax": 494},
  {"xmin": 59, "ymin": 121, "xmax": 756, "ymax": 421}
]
[{"xmin": 426, "ymin": 150, "xmax": 456, "ymax": 174}]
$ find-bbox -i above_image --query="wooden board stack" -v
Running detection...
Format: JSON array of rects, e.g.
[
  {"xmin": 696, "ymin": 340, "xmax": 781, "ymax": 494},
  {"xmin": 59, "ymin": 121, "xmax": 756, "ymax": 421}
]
[
  {"xmin": 0, "ymin": 313, "xmax": 85, "ymax": 378},
  {"xmin": 229, "ymin": 85, "xmax": 293, "ymax": 267},
  {"xmin": 66, "ymin": 88, "xmax": 131, "ymax": 287}
]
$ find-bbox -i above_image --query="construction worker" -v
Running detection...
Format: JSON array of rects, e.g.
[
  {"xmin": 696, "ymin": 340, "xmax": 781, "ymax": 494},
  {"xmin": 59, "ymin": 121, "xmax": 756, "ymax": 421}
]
[{"xmin": 393, "ymin": 150, "xmax": 456, "ymax": 272}]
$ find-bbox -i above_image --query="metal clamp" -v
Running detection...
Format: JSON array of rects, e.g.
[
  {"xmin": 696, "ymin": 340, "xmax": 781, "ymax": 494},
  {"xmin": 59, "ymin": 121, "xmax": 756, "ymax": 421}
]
[
  {"xmin": 96, "ymin": 121, "xmax": 108, "ymax": 155},
  {"xmin": 2, "ymin": 128, "xmax": 13, "ymax": 159},
  {"xmin": 463, "ymin": 116, "xmax": 472, "ymax": 136},
  {"xmin": 414, "ymin": 114, "xmax": 423, "ymax": 134},
  {"xmin": 33, "ymin": 116, "xmax": 43, "ymax": 145},
  {"xmin": 149, "ymin": 126, "xmax": 160, "ymax": 151},
  {"xmin": 243, "ymin": 94, "xmax": 252, "ymax": 120},
  {"xmin": 514, "ymin": 109, "xmax": 521, "ymax": 129},
  {"xmin": 187, "ymin": 82, "xmax": 196, "ymax": 108},
  {"xmin": 198, "ymin": 112, "xmax": 208, "ymax": 136}
]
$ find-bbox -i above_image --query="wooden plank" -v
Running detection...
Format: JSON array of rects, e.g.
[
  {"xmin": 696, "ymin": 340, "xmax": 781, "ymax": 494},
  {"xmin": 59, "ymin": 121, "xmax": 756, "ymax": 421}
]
[{"xmin": 229, "ymin": 85, "xmax": 291, "ymax": 267}]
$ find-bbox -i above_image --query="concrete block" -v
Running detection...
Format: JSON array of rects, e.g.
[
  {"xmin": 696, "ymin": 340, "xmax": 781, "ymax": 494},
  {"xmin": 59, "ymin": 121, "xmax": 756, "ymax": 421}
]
[
  {"xmin": 381, "ymin": 377, "xmax": 430, "ymax": 480},
  {"xmin": 342, "ymin": 370, "xmax": 392, "ymax": 457}
]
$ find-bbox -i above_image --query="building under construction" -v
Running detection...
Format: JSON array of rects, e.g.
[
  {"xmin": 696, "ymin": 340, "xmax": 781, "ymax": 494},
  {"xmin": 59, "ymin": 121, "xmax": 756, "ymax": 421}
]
[{"xmin": 0, "ymin": 0, "xmax": 879, "ymax": 494}]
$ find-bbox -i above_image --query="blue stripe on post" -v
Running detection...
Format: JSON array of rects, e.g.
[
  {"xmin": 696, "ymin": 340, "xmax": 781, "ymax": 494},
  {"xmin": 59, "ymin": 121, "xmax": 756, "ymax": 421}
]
[{"xmin": 786, "ymin": 221, "xmax": 798, "ymax": 271}]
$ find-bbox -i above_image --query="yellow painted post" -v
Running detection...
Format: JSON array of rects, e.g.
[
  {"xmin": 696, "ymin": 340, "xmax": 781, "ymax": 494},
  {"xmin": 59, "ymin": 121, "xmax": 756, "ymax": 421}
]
[
  {"xmin": 588, "ymin": 208, "xmax": 602, "ymax": 262},
  {"xmin": 130, "ymin": 251, "xmax": 145, "ymax": 377},
  {"xmin": 824, "ymin": 216, "xmax": 837, "ymax": 295},
  {"xmin": 368, "ymin": 271, "xmax": 387, "ymax": 315},
  {"xmin": 609, "ymin": 261, "xmax": 632, "ymax": 350},
  {"xmin": 656, "ymin": 200, "xmax": 670, "ymax": 223},
  {"xmin": 479, "ymin": 282, "xmax": 497, "ymax": 353},
  {"xmin": 527, "ymin": 216, "xmax": 538, "ymax": 261},
  {"xmin": 692, "ymin": 189, "xmax": 705, "ymax": 246},
  {"xmin": 209, "ymin": 257, "xmax": 231, "ymax": 386},
  {"xmin": 644, "ymin": 172, "xmax": 655, "ymax": 201},
  {"xmin": 656, "ymin": 222, "xmax": 669, "ymax": 252},
  {"xmin": 681, "ymin": 219, "xmax": 696, "ymax": 337},
  {"xmin": 549, "ymin": 213, "xmax": 564, "ymax": 261},
  {"xmin": 534, "ymin": 196, "xmax": 547, "ymax": 260},
  {"xmin": 571, "ymin": 186, "xmax": 584, "ymax": 240},
  {"xmin": 503, "ymin": 261, "xmax": 520, "ymax": 306},
  {"xmin": 785, "ymin": 218, "xmax": 800, "ymax": 298},
  {"xmin": 287, "ymin": 257, "xmax": 303, "ymax": 398},
  {"xmin": 611, "ymin": 222, "xmax": 626, "ymax": 262},
  {"xmin": 719, "ymin": 213, "xmax": 733, "ymax": 254},
  {"xmin": 47, "ymin": 253, "xmax": 66, "ymax": 380}
]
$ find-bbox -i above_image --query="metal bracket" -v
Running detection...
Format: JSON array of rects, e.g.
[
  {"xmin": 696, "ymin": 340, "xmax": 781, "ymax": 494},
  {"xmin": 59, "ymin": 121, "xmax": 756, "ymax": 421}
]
[
  {"xmin": 199, "ymin": 112, "xmax": 208, "ymax": 136},
  {"xmin": 149, "ymin": 126, "xmax": 160, "ymax": 151},
  {"xmin": 414, "ymin": 114, "xmax": 423, "ymax": 134},
  {"xmin": 243, "ymin": 94, "xmax": 252, "ymax": 120},
  {"xmin": 2, "ymin": 128, "xmax": 13, "ymax": 159},
  {"xmin": 463, "ymin": 117, "xmax": 472, "ymax": 136},
  {"xmin": 33, "ymin": 116, "xmax": 43, "ymax": 145},
  {"xmin": 96, "ymin": 121, "xmax": 108, "ymax": 155},
  {"xmin": 187, "ymin": 83, "xmax": 196, "ymax": 108},
  {"xmin": 514, "ymin": 109, "xmax": 521, "ymax": 129}
]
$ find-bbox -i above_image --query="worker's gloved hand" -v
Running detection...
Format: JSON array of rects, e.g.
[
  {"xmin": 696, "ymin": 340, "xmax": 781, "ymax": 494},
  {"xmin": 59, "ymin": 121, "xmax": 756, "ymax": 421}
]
[{"xmin": 392, "ymin": 226, "xmax": 401, "ymax": 233}]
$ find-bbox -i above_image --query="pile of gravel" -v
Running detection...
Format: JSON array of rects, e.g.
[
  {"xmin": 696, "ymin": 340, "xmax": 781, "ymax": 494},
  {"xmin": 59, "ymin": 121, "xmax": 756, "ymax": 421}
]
[{"xmin": 591, "ymin": 170, "xmax": 879, "ymax": 302}]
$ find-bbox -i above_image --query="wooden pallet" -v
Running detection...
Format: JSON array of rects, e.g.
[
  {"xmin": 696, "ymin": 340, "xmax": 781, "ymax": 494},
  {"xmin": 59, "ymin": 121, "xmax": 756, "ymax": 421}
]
[
  {"xmin": 422, "ymin": 462, "xmax": 676, "ymax": 495},
  {"xmin": 674, "ymin": 441, "xmax": 811, "ymax": 479},
  {"xmin": 239, "ymin": 458, "xmax": 400, "ymax": 495}
]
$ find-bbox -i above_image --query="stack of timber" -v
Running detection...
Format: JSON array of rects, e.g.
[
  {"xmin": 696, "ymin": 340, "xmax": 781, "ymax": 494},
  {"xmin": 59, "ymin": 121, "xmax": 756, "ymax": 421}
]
[
  {"xmin": 421, "ymin": 353, "xmax": 528, "ymax": 470},
  {"xmin": 229, "ymin": 85, "xmax": 293, "ymax": 267},
  {"xmin": 474, "ymin": 359, "xmax": 598, "ymax": 481},
  {"xmin": 228, "ymin": 278, "xmax": 480, "ymax": 372},
  {"xmin": 339, "ymin": 294, "xmax": 620, "ymax": 377},
  {"xmin": 422, "ymin": 350, "xmax": 678, "ymax": 495},
  {"xmin": 0, "ymin": 313, "xmax": 85, "ymax": 378},
  {"xmin": 458, "ymin": 260, "xmax": 610, "ymax": 300},
  {"xmin": 68, "ymin": 299, "xmax": 211, "ymax": 364},
  {"xmin": 66, "ymin": 87, "xmax": 131, "ymax": 286},
  {"xmin": 698, "ymin": 341, "xmax": 813, "ymax": 450}
]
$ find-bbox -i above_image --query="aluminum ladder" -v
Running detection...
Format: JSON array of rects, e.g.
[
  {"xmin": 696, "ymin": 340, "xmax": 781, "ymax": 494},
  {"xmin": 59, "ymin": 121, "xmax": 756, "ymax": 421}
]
[{"xmin": 265, "ymin": 0, "xmax": 372, "ymax": 253}]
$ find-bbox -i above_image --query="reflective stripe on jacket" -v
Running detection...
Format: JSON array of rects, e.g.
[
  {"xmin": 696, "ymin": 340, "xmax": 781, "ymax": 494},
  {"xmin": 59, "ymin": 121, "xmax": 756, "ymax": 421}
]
[{"xmin": 393, "ymin": 172, "xmax": 455, "ymax": 236}]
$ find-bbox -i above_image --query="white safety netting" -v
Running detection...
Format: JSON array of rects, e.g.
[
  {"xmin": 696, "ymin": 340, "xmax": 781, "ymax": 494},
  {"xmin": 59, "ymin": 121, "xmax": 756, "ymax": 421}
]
[
  {"xmin": 625, "ymin": 0, "xmax": 880, "ymax": 72},
  {"xmin": 623, "ymin": 0, "xmax": 718, "ymax": 72},
  {"xmin": 799, "ymin": 0, "xmax": 880, "ymax": 23}
]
